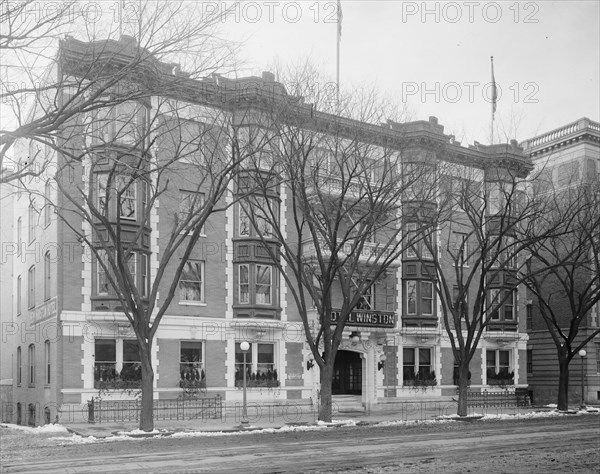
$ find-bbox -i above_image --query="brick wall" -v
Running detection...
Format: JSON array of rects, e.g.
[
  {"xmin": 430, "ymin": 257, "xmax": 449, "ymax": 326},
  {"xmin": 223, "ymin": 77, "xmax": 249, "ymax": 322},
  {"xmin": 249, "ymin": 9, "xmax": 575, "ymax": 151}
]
[
  {"xmin": 205, "ymin": 340, "xmax": 226, "ymax": 387},
  {"xmin": 62, "ymin": 336, "xmax": 84, "ymax": 389},
  {"xmin": 157, "ymin": 339, "xmax": 179, "ymax": 389}
]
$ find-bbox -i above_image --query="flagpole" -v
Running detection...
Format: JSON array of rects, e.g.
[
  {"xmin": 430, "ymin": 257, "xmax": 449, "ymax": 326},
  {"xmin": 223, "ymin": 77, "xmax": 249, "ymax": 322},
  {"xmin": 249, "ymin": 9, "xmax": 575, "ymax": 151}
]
[
  {"xmin": 490, "ymin": 55, "xmax": 496, "ymax": 145},
  {"xmin": 336, "ymin": 1, "xmax": 342, "ymax": 110}
]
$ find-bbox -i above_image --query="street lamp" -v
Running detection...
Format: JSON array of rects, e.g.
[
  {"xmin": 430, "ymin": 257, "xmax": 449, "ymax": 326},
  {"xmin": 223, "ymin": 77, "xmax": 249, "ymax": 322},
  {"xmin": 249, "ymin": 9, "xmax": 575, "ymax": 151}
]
[
  {"xmin": 239, "ymin": 341, "xmax": 250, "ymax": 426},
  {"xmin": 579, "ymin": 349, "xmax": 586, "ymax": 409}
]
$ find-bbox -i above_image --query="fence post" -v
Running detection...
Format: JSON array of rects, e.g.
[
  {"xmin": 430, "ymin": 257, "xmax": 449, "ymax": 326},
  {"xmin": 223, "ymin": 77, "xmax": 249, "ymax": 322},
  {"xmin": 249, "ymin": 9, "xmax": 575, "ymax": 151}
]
[{"xmin": 88, "ymin": 399, "xmax": 95, "ymax": 424}]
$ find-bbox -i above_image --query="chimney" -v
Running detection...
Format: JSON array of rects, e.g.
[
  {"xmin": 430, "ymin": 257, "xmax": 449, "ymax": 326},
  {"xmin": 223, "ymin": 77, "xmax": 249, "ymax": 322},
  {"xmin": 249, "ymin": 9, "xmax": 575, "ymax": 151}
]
[{"xmin": 262, "ymin": 71, "xmax": 275, "ymax": 82}]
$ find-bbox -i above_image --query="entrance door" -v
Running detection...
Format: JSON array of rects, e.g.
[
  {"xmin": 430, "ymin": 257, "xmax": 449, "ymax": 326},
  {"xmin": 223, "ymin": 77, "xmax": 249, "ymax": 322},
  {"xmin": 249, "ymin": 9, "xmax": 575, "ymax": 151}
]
[{"xmin": 332, "ymin": 350, "xmax": 362, "ymax": 395}]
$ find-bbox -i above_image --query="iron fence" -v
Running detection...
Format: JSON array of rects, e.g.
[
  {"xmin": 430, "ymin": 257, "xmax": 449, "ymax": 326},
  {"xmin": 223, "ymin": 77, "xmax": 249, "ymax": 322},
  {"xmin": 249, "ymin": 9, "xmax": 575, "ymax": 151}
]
[
  {"xmin": 467, "ymin": 389, "xmax": 530, "ymax": 408},
  {"xmin": 87, "ymin": 395, "xmax": 222, "ymax": 424}
]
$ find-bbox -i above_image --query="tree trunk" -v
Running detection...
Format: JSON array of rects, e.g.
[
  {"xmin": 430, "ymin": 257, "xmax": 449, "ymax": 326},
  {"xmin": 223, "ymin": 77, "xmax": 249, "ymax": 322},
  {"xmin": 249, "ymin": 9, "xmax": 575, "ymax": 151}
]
[
  {"xmin": 139, "ymin": 354, "xmax": 154, "ymax": 432},
  {"xmin": 319, "ymin": 363, "xmax": 334, "ymax": 422},
  {"xmin": 456, "ymin": 362, "xmax": 470, "ymax": 417},
  {"xmin": 557, "ymin": 357, "xmax": 570, "ymax": 411}
]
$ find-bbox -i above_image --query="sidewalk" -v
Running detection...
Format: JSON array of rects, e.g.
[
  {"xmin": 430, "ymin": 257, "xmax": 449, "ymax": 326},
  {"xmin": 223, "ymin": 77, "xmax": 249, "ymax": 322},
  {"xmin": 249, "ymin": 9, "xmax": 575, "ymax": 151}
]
[{"xmin": 62, "ymin": 404, "xmax": 579, "ymax": 439}]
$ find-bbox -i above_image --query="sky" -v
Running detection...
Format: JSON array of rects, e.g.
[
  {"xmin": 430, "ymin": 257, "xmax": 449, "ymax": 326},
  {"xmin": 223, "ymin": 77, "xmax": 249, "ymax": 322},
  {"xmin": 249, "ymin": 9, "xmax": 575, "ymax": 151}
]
[
  {"xmin": 216, "ymin": 0, "xmax": 600, "ymax": 145},
  {"xmin": 1, "ymin": 1, "xmax": 598, "ymax": 148}
]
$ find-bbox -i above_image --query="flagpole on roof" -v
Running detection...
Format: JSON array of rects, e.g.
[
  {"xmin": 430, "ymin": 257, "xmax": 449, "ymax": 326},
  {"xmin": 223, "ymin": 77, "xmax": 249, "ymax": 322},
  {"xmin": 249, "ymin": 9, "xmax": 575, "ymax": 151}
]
[
  {"xmin": 336, "ymin": 0, "xmax": 342, "ymax": 111},
  {"xmin": 490, "ymin": 56, "xmax": 497, "ymax": 145}
]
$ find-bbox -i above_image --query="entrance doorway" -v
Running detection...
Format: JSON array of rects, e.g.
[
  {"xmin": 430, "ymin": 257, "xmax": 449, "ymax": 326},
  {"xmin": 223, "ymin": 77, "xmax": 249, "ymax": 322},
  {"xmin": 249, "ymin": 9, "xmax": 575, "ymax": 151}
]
[{"xmin": 332, "ymin": 350, "xmax": 362, "ymax": 395}]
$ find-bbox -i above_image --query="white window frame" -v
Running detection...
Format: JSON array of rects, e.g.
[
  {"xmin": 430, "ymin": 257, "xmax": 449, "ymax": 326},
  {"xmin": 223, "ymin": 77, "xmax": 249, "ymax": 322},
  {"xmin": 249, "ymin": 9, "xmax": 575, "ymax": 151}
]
[
  {"xmin": 178, "ymin": 259, "xmax": 205, "ymax": 304},
  {"xmin": 453, "ymin": 285, "xmax": 468, "ymax": 318},
  {"xmin": 489, "ymin": 288, "xmax": 501, "ymax": 320},
  {"xmin": 453, "ymin": 231, "xmax": 469, "ymax": 267},
  {"xmin": 96, "ymin": 173, "xmax": 109, "ymax": 217},
  {"xmin": 180, "ymin": 341, "xmax": 204, "ymax": 381},
  {"xmin": 406, "ymin": 280, "xmax": 417, "ymax": 315},
  {"xmin": 406, "ymin": 223, "xmax": 417, "ymax": 258},
  {"xmin": 93, "ymin": 339, "xmax": 142, "ymax": 387},
  {"xmin": 421, "ymin": 281, "xmax": 434, "ymax": 315},
  {"xmin": 255, "ymin": 264, "xmax": 272, "ymax": 305},
  {"xmin": 503, "ymin": 289, "xmax": 515, "ymax": 321},
  {"xmin": 116, "ymin": 176, "xmax": 137, "ymax": 221},
  {"xmin": 403, "ymin": 347, "xmax": 434, "ymax": 384},
  {"xmin": 178, "ymin": 119, "xmax": 205, "ymax": 165},
  {"xmin": 239, "ymin": 264, "xmax": 250, "ymax": 304},
  {"xmin": 96, "ymin": 250, "xmax": 109, "ymax": 296},
  {"xmin": 486, "ymin": 349, "xmax": 512, "ymax": 376},
  {"xmin": 141, "ymin": 253, "xmax": 149, "ymax": 298},
  {"xmin": 179, "ymin": 191, "xmax": 205, "ymax": 235},
  {"xmin": 235, "ymin": 342, "xmax": 276, "ymax": 375}
]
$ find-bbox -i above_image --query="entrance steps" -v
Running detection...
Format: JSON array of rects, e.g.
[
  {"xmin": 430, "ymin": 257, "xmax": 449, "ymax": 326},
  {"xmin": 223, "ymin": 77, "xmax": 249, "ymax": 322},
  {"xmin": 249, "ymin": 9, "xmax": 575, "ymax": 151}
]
[{"xmin": 332, "ymin": 395, "xmax": 365, "ymax": 415}]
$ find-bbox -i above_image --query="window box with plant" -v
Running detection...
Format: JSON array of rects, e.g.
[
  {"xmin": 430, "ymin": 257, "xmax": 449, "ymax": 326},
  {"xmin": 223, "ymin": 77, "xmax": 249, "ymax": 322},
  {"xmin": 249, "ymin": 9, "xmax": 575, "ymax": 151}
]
[
  {"xmin": 234, "ymin": 367, "xmax": 280, "ymax": 388},
  {"xmin": 403, "ymin": 369, "xmax": 437, "ymax": 387},
  {"xmin": 486, "ymin": 367, "xmax": 515, "ymax": 387}
]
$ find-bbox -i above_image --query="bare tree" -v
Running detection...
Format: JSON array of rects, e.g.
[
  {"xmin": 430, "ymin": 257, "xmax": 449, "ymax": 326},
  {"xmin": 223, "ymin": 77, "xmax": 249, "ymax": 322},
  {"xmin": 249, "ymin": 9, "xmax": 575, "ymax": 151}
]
[
  {"xmin": 1, "ymin": 1, "xmax": 237, "ymax": 184},
  {"xmin": 523, "ymin": 174, "xmax": 600, "ymax": 410},
  {"xmin": 412, "ymin": 155, "xmax": 539, "ymax": 416},
  {"xmin": 237, "ymin": 74, "xmax": 425, "ymax": 421}
]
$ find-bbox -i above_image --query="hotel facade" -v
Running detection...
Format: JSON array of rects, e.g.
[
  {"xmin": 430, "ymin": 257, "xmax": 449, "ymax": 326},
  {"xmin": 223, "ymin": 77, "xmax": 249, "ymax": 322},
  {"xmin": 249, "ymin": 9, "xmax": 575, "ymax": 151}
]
[{"xmin": 3, "ymin": 36, "xmax": 532, "ymax": 425}]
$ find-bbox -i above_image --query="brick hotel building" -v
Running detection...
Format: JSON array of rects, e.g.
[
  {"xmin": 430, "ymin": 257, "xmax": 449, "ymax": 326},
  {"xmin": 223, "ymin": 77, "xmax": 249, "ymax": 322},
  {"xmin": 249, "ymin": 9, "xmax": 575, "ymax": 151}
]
[{"xmin": 2, "ymin": 36, "xmax": 531, "ymax": 424}]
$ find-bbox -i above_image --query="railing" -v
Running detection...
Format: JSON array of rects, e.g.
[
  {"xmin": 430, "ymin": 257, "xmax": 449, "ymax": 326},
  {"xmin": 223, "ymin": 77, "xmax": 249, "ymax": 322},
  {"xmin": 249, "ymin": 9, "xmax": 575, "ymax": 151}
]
[
  {"xmin": 87, "ymin": 395, "xmax": 223, "ymax": 423},
  {"xmin": 303, "ymin": 238, "xmax": 398, "ymax": 264},
  {"xmin": 466, "ymin": 389, "xmax": 530, "ymax": 408},
  {"xmin": 522, "ymin": 118, "xmax": 600, "ymax": 149}
]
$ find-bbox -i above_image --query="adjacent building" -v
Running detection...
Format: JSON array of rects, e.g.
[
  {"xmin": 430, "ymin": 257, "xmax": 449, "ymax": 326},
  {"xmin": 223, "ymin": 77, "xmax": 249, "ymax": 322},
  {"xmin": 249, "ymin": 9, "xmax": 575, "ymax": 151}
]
[{"xmin": 521, "ymin": 118, "xmax": 600, "ymax": 406}]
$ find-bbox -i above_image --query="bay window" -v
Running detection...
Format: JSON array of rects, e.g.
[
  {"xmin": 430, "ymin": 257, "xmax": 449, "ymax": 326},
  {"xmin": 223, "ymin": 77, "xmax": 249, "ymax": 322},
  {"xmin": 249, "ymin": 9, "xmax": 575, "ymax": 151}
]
[
  {"xmin": 404, "ymin": 280, "xmax": 435, "ymax": 317},
  {"xmin": 255, "ymin": 265, "xmax": 272, "ymax": 305},
  {"xmin": 237, "ymin": 263, "xmax": 276, "ymax": 307},
  {"xmin": 239, "ymin": 264, "xmax": 250, "ymax": 304},
  {"xmin": 238, "ymin": 198, "xmax": 277, "ymax": 238},
  {"xmin": 116, "ymin": 176, "xmax": 137, "ymax": 220},
  {"xmin": 421, "ymin": 281, "xmax": 433, "ymax": 315},
  {"xmin": 96, "ymin": 250, "xmax": 109, "ymax": 295},
  {"xmin": 489, "ymin": 288, "xmax": 516, "ymax": 322}
]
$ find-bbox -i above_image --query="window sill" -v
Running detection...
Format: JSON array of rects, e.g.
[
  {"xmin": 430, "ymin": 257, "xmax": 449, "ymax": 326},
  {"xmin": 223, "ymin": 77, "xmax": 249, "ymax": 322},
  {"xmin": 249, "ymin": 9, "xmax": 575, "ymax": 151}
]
[{"xmin": 178, "ymin": 301, "xmax": 207, "ymax": 306}]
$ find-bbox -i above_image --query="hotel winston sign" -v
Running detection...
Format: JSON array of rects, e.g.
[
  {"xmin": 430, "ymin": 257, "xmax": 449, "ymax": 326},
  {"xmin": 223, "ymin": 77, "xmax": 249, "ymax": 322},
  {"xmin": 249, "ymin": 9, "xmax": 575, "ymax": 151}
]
[{"xmin": 330, "ymin": 309, "xmax": 396, "ymax": 328}]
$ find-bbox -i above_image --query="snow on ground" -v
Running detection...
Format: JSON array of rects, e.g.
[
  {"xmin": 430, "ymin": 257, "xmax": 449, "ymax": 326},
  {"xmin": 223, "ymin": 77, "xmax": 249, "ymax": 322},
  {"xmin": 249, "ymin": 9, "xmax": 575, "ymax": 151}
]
[
  {"xmin": 0, "ymin": 423, "xmax": 69, "ymax": 434},
  {"xmin": 2, "ymin": 409, "xmax": 598, "ymax": 445}
]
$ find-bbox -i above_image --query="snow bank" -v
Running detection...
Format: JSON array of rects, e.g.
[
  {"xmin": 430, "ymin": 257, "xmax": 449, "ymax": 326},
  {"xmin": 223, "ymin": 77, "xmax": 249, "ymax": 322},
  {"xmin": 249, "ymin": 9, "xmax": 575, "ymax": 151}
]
[{"xmin": 0, "ymin": 423, "xmax": 69, "ymax": 434}]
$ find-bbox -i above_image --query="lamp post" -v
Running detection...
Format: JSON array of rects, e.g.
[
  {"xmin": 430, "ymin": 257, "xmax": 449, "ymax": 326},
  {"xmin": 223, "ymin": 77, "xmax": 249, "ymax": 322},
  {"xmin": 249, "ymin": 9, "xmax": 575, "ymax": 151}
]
[
  {"xmin": 240, "ymin": 341, "xmax": 250, "ymax": 426},
  {"xmin": 579, "ymin": 349, "xmax": 586, "ymax": 410}
]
